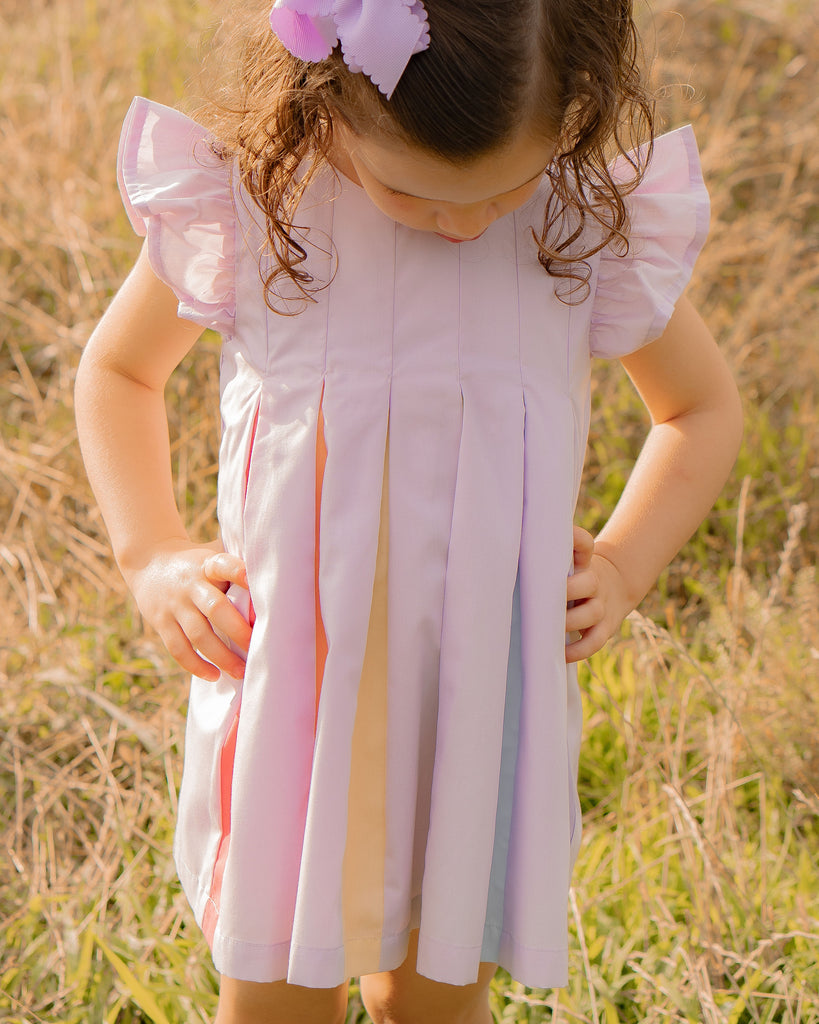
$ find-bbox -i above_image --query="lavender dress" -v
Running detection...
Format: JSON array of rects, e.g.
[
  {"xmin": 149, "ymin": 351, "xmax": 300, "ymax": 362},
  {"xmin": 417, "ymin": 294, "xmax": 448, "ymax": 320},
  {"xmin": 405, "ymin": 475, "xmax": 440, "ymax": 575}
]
[{"xmin": 118, "ymin": 97, "xmax": 709, "ymax": 988}]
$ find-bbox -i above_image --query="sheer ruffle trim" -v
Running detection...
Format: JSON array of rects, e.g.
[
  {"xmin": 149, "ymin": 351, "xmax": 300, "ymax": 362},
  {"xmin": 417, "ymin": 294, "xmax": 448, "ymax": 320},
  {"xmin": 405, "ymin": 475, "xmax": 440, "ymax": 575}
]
[
  {"xmin": 590, "ymin": 125, "xmax": 710, "ymax": 359},
  {"xmin": 117, "ymin": 97, "xmax": 236, "ymax": 335}
]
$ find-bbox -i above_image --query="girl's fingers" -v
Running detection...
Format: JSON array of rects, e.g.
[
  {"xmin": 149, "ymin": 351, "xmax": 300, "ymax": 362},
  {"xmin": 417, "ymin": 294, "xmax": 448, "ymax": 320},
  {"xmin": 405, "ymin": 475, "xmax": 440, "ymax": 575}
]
[
  {"xmin": 177, "ymin": 606, "xmax": 248, "ymax": 680},
  {"xmin": 162, "ymin": 620, "xmax": 223, "ymax": 682},
  {"xmin": 132, "ymin": 546, "xmax": 253, "ymax": 680},
  {"xmin": 202, "ymin": 552, "xmax": 249, "ymax": 590},
  {"xmin": 565, "ymin": 597, "xmax": 603, "ymax": 633},
  {"xmin": 572, "ymin": 525, "xmax": 595, "ymax": 570},
  {"xmin": 199, "ymin": 552, "xmax": 253, "ymax": 658},
  {"xmin": 191, "ymin": 582, "xmax": 253, "ymax": 655},
  {"xmin": 565, "ymin": 625, "xmax": 607, "ymax": 664},
  {"xmin": 566, "ymin": 567, "xmax": 597, "ymax": 604}
]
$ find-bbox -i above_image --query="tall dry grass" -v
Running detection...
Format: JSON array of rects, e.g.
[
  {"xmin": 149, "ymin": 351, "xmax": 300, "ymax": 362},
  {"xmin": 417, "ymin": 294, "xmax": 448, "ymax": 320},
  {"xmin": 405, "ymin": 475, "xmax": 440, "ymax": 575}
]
[{"xmin": 1, "ymin": 0, "xmax": 817, "ymax": 1021}]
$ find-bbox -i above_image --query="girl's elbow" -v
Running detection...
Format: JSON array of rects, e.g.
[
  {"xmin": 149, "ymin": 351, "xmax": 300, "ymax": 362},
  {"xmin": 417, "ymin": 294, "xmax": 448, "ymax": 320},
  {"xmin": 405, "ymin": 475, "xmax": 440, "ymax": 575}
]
[
  {"xmin": 74, "ymin": 343, "xmax": 97, "ymax": 411},
  {"xmin": 701, "ymin": 350, "xmax": 743, "ymax": 465}
]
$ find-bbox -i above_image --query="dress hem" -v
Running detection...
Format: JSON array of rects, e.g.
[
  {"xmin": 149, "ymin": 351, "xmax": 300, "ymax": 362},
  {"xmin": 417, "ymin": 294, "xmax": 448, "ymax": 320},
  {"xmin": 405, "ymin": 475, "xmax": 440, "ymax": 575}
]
[{"xmin": 178, "ymin": 859, "xmax": 568, "ymax": 989}]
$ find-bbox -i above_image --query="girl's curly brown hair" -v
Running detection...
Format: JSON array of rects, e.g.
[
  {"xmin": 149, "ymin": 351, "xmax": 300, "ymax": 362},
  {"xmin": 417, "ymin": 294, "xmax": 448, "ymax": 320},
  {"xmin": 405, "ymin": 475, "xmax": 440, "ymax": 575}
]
[{"xmin": 198, "ymin": 0, "xmax": 655, "ymax": 311}]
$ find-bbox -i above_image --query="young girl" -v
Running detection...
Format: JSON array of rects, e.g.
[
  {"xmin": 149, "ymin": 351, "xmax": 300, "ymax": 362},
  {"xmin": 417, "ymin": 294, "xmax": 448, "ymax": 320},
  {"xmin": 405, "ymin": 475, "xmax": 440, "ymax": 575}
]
[{"xmin": 75, "ymin": 0, "xmax": 742, "ymax": 1021}]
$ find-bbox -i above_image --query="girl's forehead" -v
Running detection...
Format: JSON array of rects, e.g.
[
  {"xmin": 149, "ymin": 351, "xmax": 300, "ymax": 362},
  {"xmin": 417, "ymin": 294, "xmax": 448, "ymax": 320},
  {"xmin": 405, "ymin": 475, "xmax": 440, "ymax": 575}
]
[{"xmin": 340, "ymin": 126, "xmax": 556, "ymax": 204}]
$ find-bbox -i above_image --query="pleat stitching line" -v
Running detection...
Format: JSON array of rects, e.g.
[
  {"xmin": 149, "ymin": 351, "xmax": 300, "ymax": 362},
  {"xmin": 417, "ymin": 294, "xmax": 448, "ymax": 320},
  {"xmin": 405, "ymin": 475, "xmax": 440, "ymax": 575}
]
[
  {"xmin": 322, "ymin": 190, "xmax": 334, "ymax": 380},
  {"xmin": 513, "ymin": 211, "xmax": 526, "ymax": 549},
  {"xmin": 513, "ymin": 210, "xmax": 525, "ymax": 396},
  {"xmin": 566, "ymin": 300, "xmax": 582, "ymax": 502},
  {"xmin": 457, "ymin": 242, "xmax": 463, "ymax": 385},
  {"xmin": 434, "ymin": 238, "xmax": 464, "ymax": 761},
  {"xmin": 391, "ymin": 222, "xmax": 397, "ymax": 380},
  {"xmin": 565, "ymin": 288, "xmax": 572, "ymax": 403},
  {"xmin": 229, "ymin": 161, "xmax": 240, "ymax": 342}
]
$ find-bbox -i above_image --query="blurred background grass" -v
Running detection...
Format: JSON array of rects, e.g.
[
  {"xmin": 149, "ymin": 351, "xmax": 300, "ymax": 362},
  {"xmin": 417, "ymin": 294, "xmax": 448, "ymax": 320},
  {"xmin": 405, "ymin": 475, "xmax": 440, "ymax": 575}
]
[{"xmin": 1, "ymin": 0, "xmax": 817, "ymax": 1021}]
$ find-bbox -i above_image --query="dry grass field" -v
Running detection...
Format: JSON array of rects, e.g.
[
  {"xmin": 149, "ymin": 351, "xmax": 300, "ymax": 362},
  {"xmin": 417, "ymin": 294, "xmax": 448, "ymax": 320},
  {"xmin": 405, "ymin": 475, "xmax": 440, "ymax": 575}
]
[{"xmin": 1, "ymin": 0, "xmax": 817, "ymax": 1021}]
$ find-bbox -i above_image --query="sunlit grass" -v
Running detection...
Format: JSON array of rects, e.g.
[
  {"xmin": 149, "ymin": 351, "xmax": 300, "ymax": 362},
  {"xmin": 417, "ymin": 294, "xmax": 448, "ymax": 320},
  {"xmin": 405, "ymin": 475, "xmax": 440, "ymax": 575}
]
[{"xmin": 1, "ymin": 0, "xmax": 817, "ymax": 1020}]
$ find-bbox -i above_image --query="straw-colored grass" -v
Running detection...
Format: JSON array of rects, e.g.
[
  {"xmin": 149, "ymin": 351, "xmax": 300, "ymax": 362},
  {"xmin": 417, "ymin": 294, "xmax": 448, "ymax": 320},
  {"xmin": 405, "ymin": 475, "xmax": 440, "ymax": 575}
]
[{"xmin": 1, "ymin": 0, "xmax": 817, "ymax": 1020}]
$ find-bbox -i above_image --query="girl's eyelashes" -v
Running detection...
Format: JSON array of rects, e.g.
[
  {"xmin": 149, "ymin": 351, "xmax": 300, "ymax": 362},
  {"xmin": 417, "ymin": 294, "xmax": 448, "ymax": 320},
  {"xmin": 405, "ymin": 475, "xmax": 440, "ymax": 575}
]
[{"xmin": 380, "ymin": 170, "xmax": 548, "ymax": 206}]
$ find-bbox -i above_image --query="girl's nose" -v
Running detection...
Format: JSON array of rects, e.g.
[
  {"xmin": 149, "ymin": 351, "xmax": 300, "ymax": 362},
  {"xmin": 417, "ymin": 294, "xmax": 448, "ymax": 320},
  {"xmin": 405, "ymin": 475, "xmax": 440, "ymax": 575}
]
[{"xmin": 435, "ymin": 203, "xmax": 499, "ymax": 241}]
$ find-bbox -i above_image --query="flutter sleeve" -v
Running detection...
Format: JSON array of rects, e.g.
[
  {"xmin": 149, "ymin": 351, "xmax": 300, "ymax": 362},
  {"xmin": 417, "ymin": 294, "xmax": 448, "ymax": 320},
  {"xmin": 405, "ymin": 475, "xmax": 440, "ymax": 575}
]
[
  {"xmin": 117, "ymin": 96, "xmax": 236, "ymax": 336},
  {"xmin": 589, "ymin": 125, "xmax": 710, "ymax": 359}
]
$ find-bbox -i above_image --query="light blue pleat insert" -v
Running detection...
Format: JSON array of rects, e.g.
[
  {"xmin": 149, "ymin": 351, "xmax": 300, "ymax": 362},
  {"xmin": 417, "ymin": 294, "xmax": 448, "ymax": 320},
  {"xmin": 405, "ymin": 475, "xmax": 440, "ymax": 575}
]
[{"xmin": 480, "ymin": 569, "xmax": 523, "ymax": 962}]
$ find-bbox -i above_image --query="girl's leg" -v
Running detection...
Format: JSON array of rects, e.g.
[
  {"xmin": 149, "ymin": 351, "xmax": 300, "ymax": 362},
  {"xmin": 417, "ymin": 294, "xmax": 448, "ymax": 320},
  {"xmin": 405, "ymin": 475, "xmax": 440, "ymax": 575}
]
[
  {"xmin": 360, "ymin": 930, "xmax": 497, "ymax": 1024},
  {"xmin": 215, "ymin": 976, "xmax": 348, "ymax": 1024}
]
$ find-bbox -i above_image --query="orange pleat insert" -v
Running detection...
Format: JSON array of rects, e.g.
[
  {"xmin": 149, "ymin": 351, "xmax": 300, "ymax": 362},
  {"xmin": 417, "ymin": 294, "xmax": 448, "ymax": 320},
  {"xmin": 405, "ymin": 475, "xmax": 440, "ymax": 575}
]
[{"xmin": 314, "ymin": 389, "xmax": 328, "ymax": 731}]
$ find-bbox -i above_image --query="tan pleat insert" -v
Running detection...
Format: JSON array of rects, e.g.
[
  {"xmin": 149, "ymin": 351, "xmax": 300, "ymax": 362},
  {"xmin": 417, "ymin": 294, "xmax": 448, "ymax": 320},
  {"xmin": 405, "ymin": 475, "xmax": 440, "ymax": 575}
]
[{"xmin": 341, "ymin": 431, "xmax": 389, "ymax": 974}]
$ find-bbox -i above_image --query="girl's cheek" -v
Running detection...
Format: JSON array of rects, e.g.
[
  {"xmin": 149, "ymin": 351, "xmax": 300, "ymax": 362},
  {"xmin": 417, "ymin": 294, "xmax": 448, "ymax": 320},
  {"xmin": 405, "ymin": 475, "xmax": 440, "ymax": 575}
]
[
  {"xmin": 381, "ymin": 198, "xmax": 435, "ymax": 233},
  {"xmin": 501, "ymin": 183, "xmax": 540, "ymax": 219},
  {"xmin": 386, "ymin": 195, "xmax": 426, "ymax": 222},
  {"xmin": 368, "ymin": 192, "xmax": 414, "ymax": 225}
]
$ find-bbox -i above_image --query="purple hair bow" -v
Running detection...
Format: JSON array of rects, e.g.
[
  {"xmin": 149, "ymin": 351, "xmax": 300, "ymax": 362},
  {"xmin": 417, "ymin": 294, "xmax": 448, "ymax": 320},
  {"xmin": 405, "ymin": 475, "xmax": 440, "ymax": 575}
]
[{"xmin": 269, "ymin": 0, "xmax": 430, "ymax": 99}]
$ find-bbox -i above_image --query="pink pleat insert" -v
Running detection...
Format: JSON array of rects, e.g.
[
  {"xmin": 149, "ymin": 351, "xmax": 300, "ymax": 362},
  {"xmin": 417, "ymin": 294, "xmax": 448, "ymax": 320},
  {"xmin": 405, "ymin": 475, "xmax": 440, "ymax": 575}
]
[{"xmin": 202, "ymin": 710, "xmax": 239, "ymax": 946}]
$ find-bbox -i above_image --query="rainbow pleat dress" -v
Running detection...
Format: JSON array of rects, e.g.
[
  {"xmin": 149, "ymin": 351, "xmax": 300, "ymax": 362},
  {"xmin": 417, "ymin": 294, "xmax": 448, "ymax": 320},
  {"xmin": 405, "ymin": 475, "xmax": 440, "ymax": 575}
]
[{"xmin": 117, "ymin": 97, "xmax": 709, "ymax": 988}]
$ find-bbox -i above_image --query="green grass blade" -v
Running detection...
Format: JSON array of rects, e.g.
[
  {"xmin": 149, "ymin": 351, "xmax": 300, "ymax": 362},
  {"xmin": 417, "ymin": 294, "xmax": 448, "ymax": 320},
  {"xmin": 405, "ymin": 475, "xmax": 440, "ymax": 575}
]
[{"xmin": 96, "ymin": 936, "xmax": 172, "ymax": 1024}]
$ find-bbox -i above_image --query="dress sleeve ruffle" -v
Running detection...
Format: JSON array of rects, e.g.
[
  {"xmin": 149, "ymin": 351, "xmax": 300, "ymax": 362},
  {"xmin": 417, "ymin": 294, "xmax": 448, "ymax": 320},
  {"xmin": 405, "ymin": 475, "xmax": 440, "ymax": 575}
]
[
  {"xmin": 117, "ymin": 97, "xmax": 236, "ymax": 335},
  {"xmin": 589, "ymin": 125, "xmax": 710, "ymax": 359}
]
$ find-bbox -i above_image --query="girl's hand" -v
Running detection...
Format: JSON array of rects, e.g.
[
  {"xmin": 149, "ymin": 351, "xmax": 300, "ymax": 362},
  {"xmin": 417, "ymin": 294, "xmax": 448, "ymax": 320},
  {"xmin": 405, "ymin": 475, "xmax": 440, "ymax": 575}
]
[
  {"xmin": 565, "ymin": 525, "xmax": 632, "ymax": 664},
  {"xmin": 124, "ymin": 542, "xmax": 253, "ymax": 682}
]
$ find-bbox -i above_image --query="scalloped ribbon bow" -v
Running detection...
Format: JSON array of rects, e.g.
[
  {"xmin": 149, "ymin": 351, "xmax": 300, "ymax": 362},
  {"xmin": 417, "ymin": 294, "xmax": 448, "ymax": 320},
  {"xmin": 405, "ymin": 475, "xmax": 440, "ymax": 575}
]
[{"xmin": 269, "ymin": 0, "xmax": 431, "ymax": 99}]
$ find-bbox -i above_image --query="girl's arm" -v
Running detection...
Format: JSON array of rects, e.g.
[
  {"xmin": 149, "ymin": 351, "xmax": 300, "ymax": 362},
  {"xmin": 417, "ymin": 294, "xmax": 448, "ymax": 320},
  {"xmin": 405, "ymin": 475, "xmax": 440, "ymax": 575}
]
[
  {"xmin": 75, "ymin": 244, "xmax": 251, "ymax": 681},
  {"xmin": 566, "ymin": 295, "xmax": 743, "ymax": 663}
]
